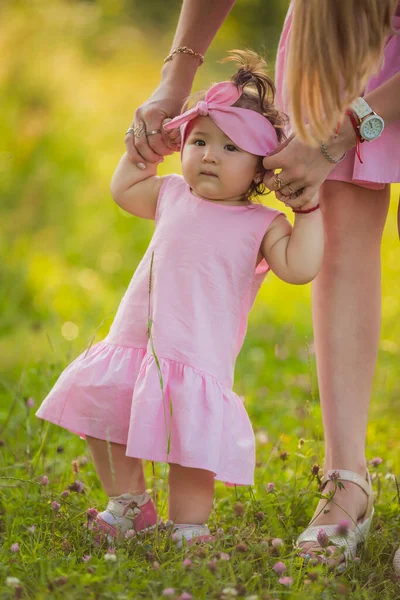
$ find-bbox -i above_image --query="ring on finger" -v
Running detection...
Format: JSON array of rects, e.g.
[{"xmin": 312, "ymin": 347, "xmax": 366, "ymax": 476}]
[
  {"xmin": 273, "ymin": 174, "xmax": 285, "ymax": 190},
  {"xmin": 146, "ymin": 129, "xmax": 162, "ymax": 136},
  {"xmin": 133, "ymin": 122, "xmax": 146, "ymax": 138},
  {"xmin": 125, "ymin": 127, "xmax": 135, "ymax": 135}
]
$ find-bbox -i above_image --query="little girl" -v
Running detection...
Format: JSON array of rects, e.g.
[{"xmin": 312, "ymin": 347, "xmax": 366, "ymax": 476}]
[{"xmin": 36, "ymin": 51, "xmax": 324, "ymax": 545}]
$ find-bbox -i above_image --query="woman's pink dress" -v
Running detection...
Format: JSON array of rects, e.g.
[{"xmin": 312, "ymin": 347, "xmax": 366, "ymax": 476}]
[
  {"xmin": 36, "ymin": 175, "xmax": 281, "ymax": 485},
  {"xmin": 275, "ymin": 2, "xmax": 400, "ymax": 189}
]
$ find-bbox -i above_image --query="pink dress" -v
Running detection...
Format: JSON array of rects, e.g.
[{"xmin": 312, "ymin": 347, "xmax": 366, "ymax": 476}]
[
  {"xmin": 275, "ymin": 1, "xmax": 400, "ymax": 189},
  {"xmin": 36, "ymin": 175, "xmax": 281, "ymax": 485}
]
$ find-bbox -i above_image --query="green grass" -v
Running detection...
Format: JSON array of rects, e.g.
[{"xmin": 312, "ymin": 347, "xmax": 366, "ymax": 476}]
[{"xmin": 1, "ymin": 301, "xmax": 399, "ymax": 599}]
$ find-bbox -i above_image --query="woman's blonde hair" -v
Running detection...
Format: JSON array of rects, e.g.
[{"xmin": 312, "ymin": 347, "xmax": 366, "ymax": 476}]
[{"xmin": 287, "ymin": 0, "xmax": 397, "ymax": 143}]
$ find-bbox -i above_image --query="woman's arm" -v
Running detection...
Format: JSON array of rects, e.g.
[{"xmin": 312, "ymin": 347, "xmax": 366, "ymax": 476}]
[
  {"xmin": 110, "ymin": 153, "xmax": 163, "ymax": 219},
  {"xmin": 263, "ymin": 72, "xmax": 400, "ymax": 208},
  {"xmin": 326, "ymin": 72, "xmax": 400, "ymax": 160},
  {"xmin": 260, "ymin": 208, "xmax": 324, "ymax": 285},
  {"xmin": 127, "ymin": 0, "xmax": 236, "ymax": 165}
]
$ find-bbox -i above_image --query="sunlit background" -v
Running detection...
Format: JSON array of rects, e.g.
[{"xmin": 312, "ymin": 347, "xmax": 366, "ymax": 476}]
[{"xmin": 1, "ymin": 1, "xmax": 399, "ymax": 452}]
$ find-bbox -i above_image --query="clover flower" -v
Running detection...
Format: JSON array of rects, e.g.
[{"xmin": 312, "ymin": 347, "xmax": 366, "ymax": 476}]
[
  {"xmin": 272, "ymin": 561, "xmax": 286, "ymax": 575},
  {"xmin": 335, "ymin": 520, "xmax": 350, "ymax": 537},
  {"xmin": 182, "ymin": 558, "xmax": 193, "ymax": 569},
  {"xmin": 369, "ymin": 457, "xmax": 383, "ymax": 467},
  {"xmin": 219, "ymin": 552, "xmax": 231, "ymax": 561},
  {"xmin": 125, "ymin": 529, "xmax": 136, "ymax": 539},
  {"xmin": 6, "ymin": 577, "xmax": 21, "ymax": 587},
  {"xmin": 317, "ymin": 528, "xmax": 330, "ymax": 548},
  {"xmin": 87, "ymin": 508, "xmax": 99, "ymax": 520},
  {"xmin": 279, "ymin": 576, "xmax": 293, "ymax": 587},
  {"xmin": 104, "ymin": 553, "xmax": 117, "ymax": 562}
]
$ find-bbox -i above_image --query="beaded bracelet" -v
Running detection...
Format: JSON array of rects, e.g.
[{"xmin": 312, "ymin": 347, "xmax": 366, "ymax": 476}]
[
  {"xmin": 292, "ymin": 203, "xmax": 320, "ymax": 214},
  {"xmin": 164, "ymin": 46, "xmax": 204, "ymax": 65}
]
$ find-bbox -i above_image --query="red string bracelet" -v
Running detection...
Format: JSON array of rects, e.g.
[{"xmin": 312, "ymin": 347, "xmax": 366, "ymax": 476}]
[
  {"xmin": 345, "ymin": 110, "xmax": 363, "ymax": 164},
  {"xmin": 292, "ymin": 203, "xmax": 320, "ymax": 214}
]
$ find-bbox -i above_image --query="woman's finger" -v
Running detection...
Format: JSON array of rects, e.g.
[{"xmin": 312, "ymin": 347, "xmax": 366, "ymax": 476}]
[
  {"xmin": 275, "ymin": 190, "xmax": 292, "ymax": 205},
  {"xmin": 264, "ymin": 171, "xmax": 287, "ymax": 191},
  {"xmin": 278, "ymin": 183, "xmax": 301, "ymax": 197},
  {"xmin": 262, "ymin": 133, "xmax": 295, "ymax": 163},
  {"xmin": 145, "ymin": 121, "xmax": 176, "ymax": 157},
  {"xmin": 289, "ymin": 186, "xmax": 319, "ymax": 208},
  {"xmin": 145, "ymin": 129, "xmax": 174, "ymax": 158},
  {"xmin": 275, "ymin": 187, "xmax": 317, "ymax": 209},
  {"xmin": 280, "ymin": 187, "xmax": 318, "ymax": 209},
  {"xmin": 134, "ymin": 122, "xmax": 164, "ymax": 163},
  {"xmin": 126, "ymin": 104, "xmax": 167, "ymax": 163}
]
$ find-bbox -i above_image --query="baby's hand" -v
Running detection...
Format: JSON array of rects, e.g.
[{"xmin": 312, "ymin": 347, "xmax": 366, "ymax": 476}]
[{"xmin": 162, "ymin": 118, "xmax": 181, "ymax": 152}]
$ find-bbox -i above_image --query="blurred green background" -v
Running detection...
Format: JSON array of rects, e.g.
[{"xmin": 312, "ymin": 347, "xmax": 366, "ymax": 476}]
[{"xmin": 0, "ymin": 0, "xmax": 399, "ymax": 442}]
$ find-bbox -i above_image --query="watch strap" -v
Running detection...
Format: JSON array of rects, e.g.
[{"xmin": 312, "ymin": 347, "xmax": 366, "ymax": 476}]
[
  {"xmin": 345, "ymin": 110, "xmax": 364, "ymax": 164},
  {"xmin": 351, "ymin": 97, "xmax": 374, "ymax": 120}
]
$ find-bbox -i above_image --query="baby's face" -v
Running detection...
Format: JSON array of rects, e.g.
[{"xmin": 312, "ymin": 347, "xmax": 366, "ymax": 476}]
[{"xmin": 181, "ymin": 116, "xmax": 260, "ymax": 204}]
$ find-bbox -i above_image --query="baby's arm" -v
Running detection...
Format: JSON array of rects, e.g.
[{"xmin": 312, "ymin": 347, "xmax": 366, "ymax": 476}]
[
  {"xmin": 260, "ymin": 203, "xmax": 324, "ymax": 285},
  {"xmin": 110, "ymin": 153, "xmax": 164, "ymax": 219}
]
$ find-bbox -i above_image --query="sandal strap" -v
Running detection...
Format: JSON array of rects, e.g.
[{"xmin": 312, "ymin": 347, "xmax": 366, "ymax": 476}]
[
  {"xmin": 107, "ymin": 492, "xmax": 150, "ymax": 519},
  {"xmin": 297, "ymin": 524, "xmax": 354, "ymax": 544},
  {"xmin": 321, "ymin": 469, "xmax": 371, "ymax": 498}
]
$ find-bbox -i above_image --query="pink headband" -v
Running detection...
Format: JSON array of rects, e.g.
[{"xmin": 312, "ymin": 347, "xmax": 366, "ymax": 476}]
[{"xmin": 163, "ymin": 81, "xmax": 278, "ymax": 156}]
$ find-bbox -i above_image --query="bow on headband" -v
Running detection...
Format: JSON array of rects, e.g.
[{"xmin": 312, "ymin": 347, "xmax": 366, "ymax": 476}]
[{"xmin": 163, "ymin": 81, "xmax": 278, "ymax": 156}]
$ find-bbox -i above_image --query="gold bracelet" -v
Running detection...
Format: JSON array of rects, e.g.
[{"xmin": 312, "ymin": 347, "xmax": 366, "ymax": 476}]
[{"xmin": 164, "ymin": 46, "xmax": 204, "ymax": 65}]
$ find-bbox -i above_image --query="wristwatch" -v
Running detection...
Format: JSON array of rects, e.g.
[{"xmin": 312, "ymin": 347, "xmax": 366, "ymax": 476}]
[{"xmin": 350, "ymin": 97, "xmax": 385, "ymax": 142}]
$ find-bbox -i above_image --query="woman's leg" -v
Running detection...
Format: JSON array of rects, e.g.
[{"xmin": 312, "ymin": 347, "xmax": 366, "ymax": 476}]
[
  {"xmin": 168, "ymin": 463, "xmax": 215, "ymax": 524},
  {"xmin": 304, "ymin": 181, "xmax": 390, "ymax": 537},
  {"xmin": 86, "ymin": 436, "xmax": 146, "ymax": 496}
]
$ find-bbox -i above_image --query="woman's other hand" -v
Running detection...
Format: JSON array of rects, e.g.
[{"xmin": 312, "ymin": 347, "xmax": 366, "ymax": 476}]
[{"xmin": 263, "ymin": 121, "xmax": 355, "ymax": 208}]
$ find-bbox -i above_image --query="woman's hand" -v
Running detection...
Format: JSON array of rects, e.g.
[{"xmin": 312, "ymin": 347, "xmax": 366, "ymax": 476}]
[
  {"xmin": 263, "ymin": 127, "xmax": 352, "ymax": 208},
  {"xmin": 125, "ymin": 82, "xmax": 184, "ymax": 167}
]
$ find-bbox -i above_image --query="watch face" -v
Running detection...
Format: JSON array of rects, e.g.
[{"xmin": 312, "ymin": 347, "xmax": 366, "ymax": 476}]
[{"xmin": 360, "ymin": 116, "xmax": 384, "ymax": 140}]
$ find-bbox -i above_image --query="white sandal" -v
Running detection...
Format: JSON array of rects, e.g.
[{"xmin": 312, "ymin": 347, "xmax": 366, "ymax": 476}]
[{"xmin": 296, "ymin": 469, "xmax": 374, "ymax": 564}]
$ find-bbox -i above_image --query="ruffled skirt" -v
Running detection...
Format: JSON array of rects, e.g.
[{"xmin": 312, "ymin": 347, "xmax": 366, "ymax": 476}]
[{"xmin": 36, "ymin": 341, "xmax": 255, "ymax": 485}]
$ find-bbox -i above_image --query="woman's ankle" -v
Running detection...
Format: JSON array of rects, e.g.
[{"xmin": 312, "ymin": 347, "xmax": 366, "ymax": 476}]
[{"xmin": 323, "ymin": 455, "xmax": 367, "ymax": 476}]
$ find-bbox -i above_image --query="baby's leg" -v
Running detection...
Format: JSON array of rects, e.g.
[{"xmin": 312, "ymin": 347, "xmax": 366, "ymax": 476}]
[
  {"xmin": 86, "ymin": 436, "xmax": 156, "ymax": 535},
  {"xmin": 87, "ymin": 436, "xmax": 145, "ymax": 496},
  {"xmin": 168, "ymin": 464, "xmax": 215, "ymax": 545}
]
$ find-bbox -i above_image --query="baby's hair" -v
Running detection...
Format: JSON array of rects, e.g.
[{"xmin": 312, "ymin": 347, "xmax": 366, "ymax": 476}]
[
  {"xmin": 224, "ymin": 49, "xmax": 287, "ymax": 200},
  {"xmin": 182, "ymin": 49, "xmax": 288, "ymax": 201}
]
